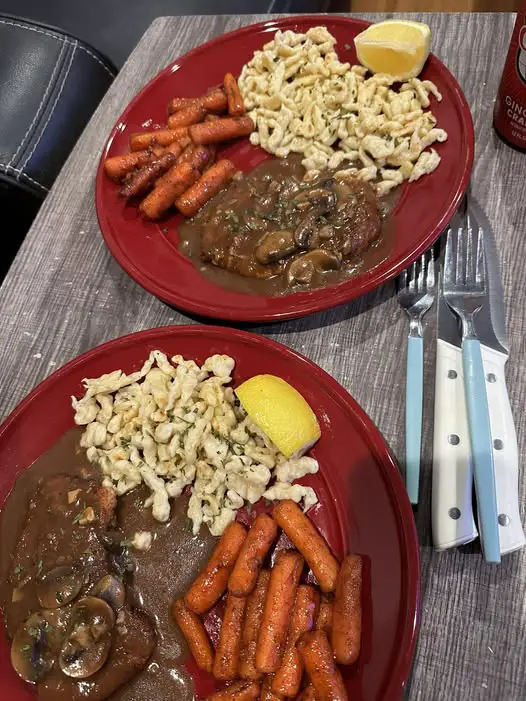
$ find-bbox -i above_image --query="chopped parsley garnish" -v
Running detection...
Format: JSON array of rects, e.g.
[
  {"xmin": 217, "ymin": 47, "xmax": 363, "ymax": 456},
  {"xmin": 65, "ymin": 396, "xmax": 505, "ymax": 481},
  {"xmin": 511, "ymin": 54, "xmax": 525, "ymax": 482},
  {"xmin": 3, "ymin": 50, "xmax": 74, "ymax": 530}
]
[
  {"xmin": 120, "ymin": 437, "xmax": 131, "ymax": 449},
  {"xmin": 56, "ymin": 592, "xmax": 64, "ymax": 604},
  {"xmin": 36, "ymin": 560, "xmax": 43, "ymax": 576},
  {"xmin": 226, "ymin": 212, "xmax": 240, "ymax": 226},
  {"xmin": 72, "ymin": 511, "xmax": 83, "ymax": 524},
  {"xmin": 243, "ymin": 219, "xmax": 259, "ymax": 232},
  {"xmin": 14, "ymin": 565, "xmax": 23, "ymax": 575}
]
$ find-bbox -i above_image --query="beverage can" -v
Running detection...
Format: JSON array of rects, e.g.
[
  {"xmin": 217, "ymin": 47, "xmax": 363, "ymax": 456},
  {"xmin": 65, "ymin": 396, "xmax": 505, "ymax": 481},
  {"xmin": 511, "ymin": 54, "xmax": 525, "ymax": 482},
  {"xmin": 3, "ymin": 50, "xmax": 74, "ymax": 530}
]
[{"xmin": 493, "ymin": 8, "xmax": 526, "ymax": 152}]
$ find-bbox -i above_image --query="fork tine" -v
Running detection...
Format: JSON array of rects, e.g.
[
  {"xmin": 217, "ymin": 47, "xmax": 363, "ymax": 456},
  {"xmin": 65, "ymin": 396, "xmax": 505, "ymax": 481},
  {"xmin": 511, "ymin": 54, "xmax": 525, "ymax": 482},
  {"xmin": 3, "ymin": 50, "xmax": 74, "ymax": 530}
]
[
  {"xmin": 408, "ymin": 262, "xmax": 417, "ymax": 291},
  {"xmin": 418, "ymin": 254, "xmax": 426, "ymax": 292},
  {"xmin": 443, "ymin": 225, "xmax": 454, "ymax": 287},
  {"xmin": 399, "ymin": 267, "xmax": 407, "ymax": 289},
  {"xmin": 456, "ymin": 220, "xmax": 465, "ymax": 285},
  {"xmin": 476, "ymin": 224, "xmax": 486, "ymax": 290},
  {"xmin": 466, "ymin": 213, "xmax": 474, "ymax": 284},
  {"xmin": 426, "ymin": 246, "xmax": 435, "ymax": 290}
]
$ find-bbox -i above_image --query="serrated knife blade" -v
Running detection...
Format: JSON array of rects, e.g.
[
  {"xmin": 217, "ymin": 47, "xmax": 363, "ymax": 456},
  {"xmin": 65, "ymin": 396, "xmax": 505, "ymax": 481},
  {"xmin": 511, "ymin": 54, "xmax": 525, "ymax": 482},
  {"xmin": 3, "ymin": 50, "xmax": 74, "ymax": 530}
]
[{"xmin": 468, "ymin": 198, "xmax": 508, "ymax": 355}]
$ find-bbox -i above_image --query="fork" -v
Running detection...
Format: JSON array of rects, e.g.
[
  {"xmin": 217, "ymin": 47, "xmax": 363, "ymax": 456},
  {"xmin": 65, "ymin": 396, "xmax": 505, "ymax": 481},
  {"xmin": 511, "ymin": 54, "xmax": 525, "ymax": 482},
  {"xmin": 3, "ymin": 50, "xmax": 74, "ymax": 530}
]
[
  {"xmin": 398, "ymin": 249, "xmax": 436, "ymax": 505},
  {"xmin": 443, "ymin": 213, "xmax": 500, "ymax": 563}
]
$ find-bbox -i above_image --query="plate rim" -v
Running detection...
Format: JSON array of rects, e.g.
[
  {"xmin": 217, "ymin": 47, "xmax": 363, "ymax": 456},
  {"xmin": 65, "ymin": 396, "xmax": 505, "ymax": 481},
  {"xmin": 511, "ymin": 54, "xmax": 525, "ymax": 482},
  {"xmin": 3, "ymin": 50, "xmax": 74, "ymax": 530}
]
[
  {"xmin": 0, "ymin": 324, "xmax": 420, "ymax": 700},
  {"xmin": 95, "ymin": 14, "xmax": 474, "ymax": 323}
]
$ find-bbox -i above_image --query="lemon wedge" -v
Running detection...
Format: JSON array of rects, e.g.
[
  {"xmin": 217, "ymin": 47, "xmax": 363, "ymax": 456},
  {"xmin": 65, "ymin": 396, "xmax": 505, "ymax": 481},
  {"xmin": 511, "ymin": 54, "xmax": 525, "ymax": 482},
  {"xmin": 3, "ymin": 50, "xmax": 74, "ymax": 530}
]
[
  {"xmin": 235, "ymin": 374, "xmax": 321, "ymax": 458},
  {"xmin": 354, "ymin": 19, "xmax": 431, "ymax": 80}
]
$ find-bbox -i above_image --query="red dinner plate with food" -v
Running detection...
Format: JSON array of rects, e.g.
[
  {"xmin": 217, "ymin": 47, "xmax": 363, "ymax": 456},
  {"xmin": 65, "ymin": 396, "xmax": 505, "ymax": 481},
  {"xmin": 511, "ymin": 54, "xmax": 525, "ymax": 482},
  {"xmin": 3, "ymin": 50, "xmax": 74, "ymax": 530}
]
[
  {"xmin": 0, "ymin": 326, "xmax": 419, "ymax": 701},
  {"xmin": 96, "ymin": 16, "xmax": 474, "ymax": 322}
]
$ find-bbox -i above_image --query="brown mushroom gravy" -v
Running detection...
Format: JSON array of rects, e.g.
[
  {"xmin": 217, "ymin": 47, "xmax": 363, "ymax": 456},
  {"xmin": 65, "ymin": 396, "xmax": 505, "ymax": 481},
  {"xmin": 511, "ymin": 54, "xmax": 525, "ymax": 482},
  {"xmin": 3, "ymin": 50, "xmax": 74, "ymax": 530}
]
[
  {"xmin": 178, "ymin": 155, "xmax": 398, "ymax": 296},
  {"xmin": 0, "ymin": 429, "xmax": 217, "ymax": 700}
]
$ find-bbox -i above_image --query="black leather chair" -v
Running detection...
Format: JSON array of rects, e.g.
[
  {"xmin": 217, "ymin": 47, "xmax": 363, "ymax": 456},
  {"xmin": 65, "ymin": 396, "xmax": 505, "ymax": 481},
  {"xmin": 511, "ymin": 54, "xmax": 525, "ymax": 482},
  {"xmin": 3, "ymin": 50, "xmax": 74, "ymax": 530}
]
[{"xmin": 0, "ymin": 15, "xmax": 116, "ymax": 279}]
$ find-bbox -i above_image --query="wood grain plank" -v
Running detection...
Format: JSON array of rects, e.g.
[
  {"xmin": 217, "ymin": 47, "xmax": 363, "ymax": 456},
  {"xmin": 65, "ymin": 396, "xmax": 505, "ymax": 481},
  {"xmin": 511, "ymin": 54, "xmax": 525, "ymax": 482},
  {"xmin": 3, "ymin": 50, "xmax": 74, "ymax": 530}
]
[{"xmin": 0, "ymin": 13, "xmax": 524, "ymax": 701}]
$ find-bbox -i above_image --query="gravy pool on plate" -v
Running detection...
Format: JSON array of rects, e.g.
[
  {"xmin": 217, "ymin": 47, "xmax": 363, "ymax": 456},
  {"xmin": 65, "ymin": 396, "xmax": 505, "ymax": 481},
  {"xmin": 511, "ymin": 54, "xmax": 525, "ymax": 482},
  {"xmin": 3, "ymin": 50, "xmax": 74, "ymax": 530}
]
[
  {"xmin": 178, "ymin": 155, "xmax": 398, "ymax": 297},
  {"xmin": 0, "ymin": 429, "xmax": 216, "ymax": 701}
]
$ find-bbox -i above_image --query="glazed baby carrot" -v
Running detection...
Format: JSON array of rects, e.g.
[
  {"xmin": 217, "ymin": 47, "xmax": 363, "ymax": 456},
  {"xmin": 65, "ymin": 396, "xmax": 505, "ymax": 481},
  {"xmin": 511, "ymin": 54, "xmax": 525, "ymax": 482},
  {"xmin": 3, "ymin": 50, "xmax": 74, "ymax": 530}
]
[
  {"xmin": 167, "ymin": 103, "xmax": 207, "ymax": 130},
  {"xmin": 228, "ymin": 514, "xmax": 278, "ymax": 596},
  {"xmin": 139, "ymin": 161, "xmax": 201, "ymax": 220},
  {"xmin": 238, "ymin": 569, "xmax": 271, "ymax": 680},
  {"xmin": 260, "ymin": 675, "xmax": 283, "ymax": 701},
  {"xmin": 315, "ymin": 596, "xmax": 333, "ymax": 638},
  {"xmin": 297, "ymin": 630, "xmax": 348, "ymax": 701},
  {"xmin": 255, "ymin": 550, "xmax": 304, "ymax": 674},
  {"xmin": 213, "ymin": 593, "xmax": 247, "ymax": 680},
  {"xmin": 189, "ymin": 116, "xmax": 254, "ymax": 145},
  {"xmin": 175, "ymin": 159, "xmax": 237, "ymax": 218},
  {"xmin": 130, "ymin": 126, "xmax": 190, "ymax": 151},
  {"xmin": 171, "ymin": 599, "xmax": 214, "ymax": 673},
  {"xmin": 119, "ymin": 152, "xmax": 177, "ymax": 198},
  {"xmin": 272, "ymin": 584, "xmax": 320, "ymax": 697},
  {"xmin": 185, "ymin": 521, "xmax": 247, "ymax": 614},
  {"xmin": 332, "ymin": 555, "xmax": 362, "ymax": 665},
  {"xmin": 223, "ymin": 73, "xmax": 246, "ymax": 117},
  {"xmin": 207, "ymin": 680, "xmax": 261, "ymax": 701},
  {"xmin": 161, "ymin": 139, "xmax": 188, "ymax": 158},
  {"xmin": 272, "ymin": 500, "xmax": 339, "ymax": 593},
  {"xmin": 185, "ymin": 145, "xmax": 215, "ymax": 172},
  {"xmin": 168, "ymin": 87, "xmax": 228, "ymax": 115},
  {"xmin": 297, "ymin": 684, "xmax": 318, "ymax": 700},
  {"xmin": 104, "ymin": 148, "xmax": 160, "ymax": 180}
]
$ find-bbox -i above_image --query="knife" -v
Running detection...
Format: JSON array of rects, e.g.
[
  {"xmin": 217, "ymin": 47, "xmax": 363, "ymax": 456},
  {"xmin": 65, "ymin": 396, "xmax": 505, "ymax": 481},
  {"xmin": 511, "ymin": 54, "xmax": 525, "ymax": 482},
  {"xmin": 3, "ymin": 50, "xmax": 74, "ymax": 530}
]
[{"xmin": 432, "ymin": 199, "xmax": 525, "ymax": 555}]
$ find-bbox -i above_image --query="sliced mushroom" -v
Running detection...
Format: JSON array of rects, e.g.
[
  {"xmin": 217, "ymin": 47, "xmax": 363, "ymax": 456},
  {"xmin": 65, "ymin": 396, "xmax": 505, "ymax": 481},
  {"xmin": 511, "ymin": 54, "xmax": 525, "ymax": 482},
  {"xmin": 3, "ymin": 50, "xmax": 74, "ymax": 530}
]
[
  {"xmin": 59, "ymin": 597, "xmax": 114, "ymax": 679},
  {"xmin": 287, "ymin": 249, "xmax": 341, "ymax": 285},
  {"xmin": 293, "ymin": 188, "xmax": 337, "ymax": 212},
  {"xmin": 294, "ymin": 212, "xmax": 319, "ymax": 249},
  {"xmin": 255, "ymin": 230, "xmax": 297, "ymax": 264},
  {"xmin": 11, "ymin": 611, "xmax": 61, "ymax": 683},
  {"xmin": 318, "ymin": 224, "xmax": 335, "ymax": 242},
  {"xmin": 36, "ymin": 565, "xmax": 84, "ymax": 609},
  {"xmin": 91, "ymin": 575, "xmax": 125, "ymax": 611}
]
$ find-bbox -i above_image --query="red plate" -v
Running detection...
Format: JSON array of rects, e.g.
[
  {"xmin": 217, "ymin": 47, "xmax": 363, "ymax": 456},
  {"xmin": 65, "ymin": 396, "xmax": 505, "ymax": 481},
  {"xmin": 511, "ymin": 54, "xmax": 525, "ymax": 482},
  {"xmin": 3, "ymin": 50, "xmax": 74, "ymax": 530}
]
[
  {"xmin": 96, "ymin": 15, "xmax": 474, "ymax": 322},
  {"xmin": 0, "ymin": 326, "xmax": 419, "ymax": 701}
]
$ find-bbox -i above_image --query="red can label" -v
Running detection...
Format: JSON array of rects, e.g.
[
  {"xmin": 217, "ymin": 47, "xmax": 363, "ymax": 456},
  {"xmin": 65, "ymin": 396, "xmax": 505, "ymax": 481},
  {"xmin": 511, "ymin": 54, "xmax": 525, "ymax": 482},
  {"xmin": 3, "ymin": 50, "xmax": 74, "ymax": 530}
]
[
  {"xmin": 518, "ymin": 25, "xmax": 526, "ymax": 84},
  {"xmin": 494, "ymin": 13, "xmax": 526, "ymax": 149}
]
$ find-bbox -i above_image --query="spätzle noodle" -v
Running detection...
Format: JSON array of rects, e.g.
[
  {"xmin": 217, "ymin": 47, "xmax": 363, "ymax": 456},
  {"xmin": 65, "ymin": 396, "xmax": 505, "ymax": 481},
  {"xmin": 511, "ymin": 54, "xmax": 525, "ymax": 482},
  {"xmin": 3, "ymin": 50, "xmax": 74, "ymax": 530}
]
[
  {"xmin": 72, "ymin": 351, "xmax": 318, "ymax": 535},
  {"xmin": 238, "ymin": 26, "xmax": 448, "ymax": 195}
]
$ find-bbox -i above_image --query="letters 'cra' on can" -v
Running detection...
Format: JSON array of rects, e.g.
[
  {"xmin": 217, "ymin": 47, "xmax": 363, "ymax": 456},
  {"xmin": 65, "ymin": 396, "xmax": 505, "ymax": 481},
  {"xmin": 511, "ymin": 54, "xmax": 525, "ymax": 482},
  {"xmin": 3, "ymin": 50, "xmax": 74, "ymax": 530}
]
[{"xmin": 493, "ymin": 7, "xmax": 526, "ymax": 152}]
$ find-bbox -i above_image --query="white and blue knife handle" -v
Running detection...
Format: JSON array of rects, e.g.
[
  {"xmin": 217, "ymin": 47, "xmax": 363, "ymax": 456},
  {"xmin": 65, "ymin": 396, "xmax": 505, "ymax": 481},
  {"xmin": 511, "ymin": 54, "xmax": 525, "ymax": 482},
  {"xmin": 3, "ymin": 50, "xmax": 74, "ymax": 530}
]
[
  {"xmin": 433, "ymin": 339, "xmax": 478, "ymax": 549},
  {"xmin": 482, "ymin": 346, "xmax": 525, "ymax": 555},
  {"xmin": 462, "ymin": 338, "xmax": 500, "ymax": 563},
  {"xmin": 406, "ymin": 336, "xmax": 423, "ymax": 504},
  {"xmin": 432, "ymin": 340, "xmax": 525, "ymax": 555}
]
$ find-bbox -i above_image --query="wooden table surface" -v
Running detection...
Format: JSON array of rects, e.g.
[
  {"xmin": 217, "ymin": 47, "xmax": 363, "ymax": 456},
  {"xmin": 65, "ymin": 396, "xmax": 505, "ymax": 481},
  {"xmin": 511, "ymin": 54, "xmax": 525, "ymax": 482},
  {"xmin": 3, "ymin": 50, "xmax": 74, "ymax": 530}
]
[{"xmin": 0, "ymin": 12, "xmax": 524, "ymax": 701}]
